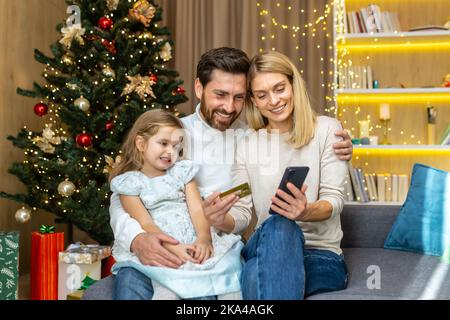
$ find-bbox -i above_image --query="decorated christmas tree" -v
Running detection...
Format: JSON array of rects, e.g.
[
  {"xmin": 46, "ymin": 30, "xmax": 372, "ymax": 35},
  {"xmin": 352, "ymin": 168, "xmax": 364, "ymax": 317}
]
[{"xmin": 0, "ymin": 0, "xmax": 188, "ymax": 245}]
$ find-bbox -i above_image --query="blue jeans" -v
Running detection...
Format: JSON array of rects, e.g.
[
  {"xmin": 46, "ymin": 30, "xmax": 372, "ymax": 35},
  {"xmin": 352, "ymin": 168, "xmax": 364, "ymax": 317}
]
[
  {"xmin": 241, "ymin": 215, "xmax": 348, "ymax": 300},
  {"xmin": 113, "ymin": 267, "xmax": 217, "ymax": 300}
]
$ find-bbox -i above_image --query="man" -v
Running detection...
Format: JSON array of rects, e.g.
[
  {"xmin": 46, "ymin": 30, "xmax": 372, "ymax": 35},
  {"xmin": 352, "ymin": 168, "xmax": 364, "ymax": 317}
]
[{"xmin": 110, "ymin": 47, "xmax": 353, "ymax": 299}]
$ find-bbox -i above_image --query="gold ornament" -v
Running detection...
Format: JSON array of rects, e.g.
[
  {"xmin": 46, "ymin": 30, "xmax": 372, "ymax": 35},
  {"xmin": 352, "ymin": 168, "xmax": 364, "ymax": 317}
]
[
  {"xmin": 159, "ymin": 42, "xmax": 172, "ymax": 61},
  {"xmin": 102, "ymin": 66, "xmax": 116, "ymax": 78},
  {"xmin": 141, "ymin": 31, "xmax": 153, "ymax": 39},
  {"xmin": 32, "ymin": 125, "xmax": 62, "ymax": 154},
  {"xmin": 129, "ymin": 0, "xmax": 156, "ymax": 27},
  {"xmin": 66, "ymin": 82, "xmax": 80, "ymax": 91},
  {"xmin": 74, "ymin": 97, "xmax": 90, "ymax": 112},
  {"xmin": 58, "ymin": 180, "xmax": 76, "ymax": 197},
  {"xmin": 107, "ymin": 0, "xmax": 119, "ymax": 11},
  {"xmin": 62, "ymin": 54, "xmax": 75, "ymax": 66},
  {"xmin": 121, "ymin": 75, "xmax": 156, "ymax": 100},
  {"xmin": 15, "ymin": 207, "xmax": 31, "ymax": 223},
  {"xmin": 59, "ymin": 24, "xmax": 86, "ymax": 49},
  {"xmin": 103, "ymin": 155, "xmax": 122, "ymax": 174}
]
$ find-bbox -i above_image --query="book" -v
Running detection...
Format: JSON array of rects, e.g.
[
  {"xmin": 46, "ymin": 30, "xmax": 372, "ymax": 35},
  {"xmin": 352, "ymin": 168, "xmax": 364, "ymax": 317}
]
[
  {"xmin": 377, "ymin": 174, "xmax": 386, "ymax": 202},
  {"xmin": 398, "ymin": 175, "xmax": 409, "ymax": 203},
  {"xmin": 344, "ymin": 173, "xmax": 355, "ymax": 201},
  {"xmin": 348, "ymin": 163, "xmax": 363, "ymax": 202},
  {"xmin": 391, "ymin": 174, "xmax": 399, "ymax": 202},
  {"xmin": 385, "ymin": 174, "xmax": 392, "ymax": 202},
  {"xmin": 357, "ymin": 168, "xmax": 370, "ymax": 202},
  {"xmin": 440, "ymin": 124, "xmax": 450, "ymax": 145},
  {"xmin": 368, "ymin": 174, "xmax": 378, "ymax": 201},
  {"xmin": 409, "ymin": 25, "xmax": 449, "ymax": 32}
]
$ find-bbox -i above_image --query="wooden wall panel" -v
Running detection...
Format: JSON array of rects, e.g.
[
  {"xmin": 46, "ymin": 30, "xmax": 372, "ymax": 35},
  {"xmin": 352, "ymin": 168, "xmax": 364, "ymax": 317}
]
[{"xmin": 0, "ymin": 0, "xmax": 68, "ymax": 275}]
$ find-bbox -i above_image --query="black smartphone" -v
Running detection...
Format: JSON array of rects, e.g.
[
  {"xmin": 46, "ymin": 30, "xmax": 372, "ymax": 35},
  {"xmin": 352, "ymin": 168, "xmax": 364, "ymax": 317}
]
[{"xmin": 269, "ymin": 166, "xmax": 310, "ymax": 215}]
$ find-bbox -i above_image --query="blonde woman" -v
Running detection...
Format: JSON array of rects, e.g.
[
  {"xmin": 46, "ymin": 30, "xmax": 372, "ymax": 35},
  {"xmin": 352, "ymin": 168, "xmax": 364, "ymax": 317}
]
[{"xmin": 229, "ymin": 52, "xmax": 349, "ymax": 299}]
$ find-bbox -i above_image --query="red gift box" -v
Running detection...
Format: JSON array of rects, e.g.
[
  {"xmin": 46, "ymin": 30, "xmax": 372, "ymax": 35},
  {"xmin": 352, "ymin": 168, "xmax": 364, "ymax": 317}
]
[
  {"xmin": 31, "ymin": 231, "xmax": 64, "ymax": 300},
  {"xmin": 101, "ymin": 255, "xmax": 116, "ymax": 278}
]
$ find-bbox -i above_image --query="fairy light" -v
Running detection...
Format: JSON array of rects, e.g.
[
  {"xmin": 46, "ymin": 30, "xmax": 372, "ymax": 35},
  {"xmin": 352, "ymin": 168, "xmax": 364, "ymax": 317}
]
[{"xmin": 258, "ymin": 1, "xmax": 334, "ymax": 112}]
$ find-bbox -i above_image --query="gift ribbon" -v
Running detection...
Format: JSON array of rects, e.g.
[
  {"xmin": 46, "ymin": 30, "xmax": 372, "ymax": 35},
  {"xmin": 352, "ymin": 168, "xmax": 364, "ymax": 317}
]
[
  {"xmin": 39, "ymin": 225, "xmax": 55, "ymax": 234},
  {"xmin": 79, "ymin": 275, "xmax": 97, "ymax": 290}
]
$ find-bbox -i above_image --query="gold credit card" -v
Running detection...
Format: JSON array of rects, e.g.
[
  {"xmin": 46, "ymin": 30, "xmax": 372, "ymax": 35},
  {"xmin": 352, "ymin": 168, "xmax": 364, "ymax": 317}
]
[{"xmin": 220, "ymin": 182, "xmax": 251, "ymax": 199}]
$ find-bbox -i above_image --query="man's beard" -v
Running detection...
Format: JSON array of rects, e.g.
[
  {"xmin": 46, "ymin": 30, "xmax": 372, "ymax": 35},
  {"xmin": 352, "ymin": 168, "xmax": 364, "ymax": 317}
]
[{"xmin": 200, "ymin": 96, "xmax": 240, "ymax": 131}]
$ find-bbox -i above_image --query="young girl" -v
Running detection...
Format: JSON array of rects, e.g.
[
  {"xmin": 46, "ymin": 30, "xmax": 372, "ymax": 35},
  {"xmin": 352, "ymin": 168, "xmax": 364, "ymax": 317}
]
[{"xmin": 109, "ymin": 110, "xmax": 243, "ymax": 300}]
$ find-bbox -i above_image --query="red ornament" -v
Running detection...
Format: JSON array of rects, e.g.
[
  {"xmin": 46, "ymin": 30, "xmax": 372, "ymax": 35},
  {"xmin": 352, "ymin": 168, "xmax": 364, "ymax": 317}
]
[
  {"xmin": 34, "ymin": 103, "xmax": 48, "ymax": 117},
  {"xmin": 149, "ymin": 73, "xmax": 158, "ymax": 83},
  {"xmin": 173, "ymin": 86, "xmax": 186, "ymax": 95},
  {"xmin": 105, "ymin": 120, "xmax": 114, "ymax": 131},
  {"xmin": 98, "ymin": 17, "xmax": 113, "ymax": 30},
  {"xmin": 101, "ymin": 39, "xmax": 117, "ymax": 55},
  {"xmin": 76, "ymin": 133, "xmax": 93, "ymax": 148}
]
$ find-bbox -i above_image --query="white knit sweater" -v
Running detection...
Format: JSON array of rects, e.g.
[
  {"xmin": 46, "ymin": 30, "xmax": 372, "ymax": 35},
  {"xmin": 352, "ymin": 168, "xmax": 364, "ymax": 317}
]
[{"xmin": 229, "ymin": 116, "xmax": 347, "ymax": 255}]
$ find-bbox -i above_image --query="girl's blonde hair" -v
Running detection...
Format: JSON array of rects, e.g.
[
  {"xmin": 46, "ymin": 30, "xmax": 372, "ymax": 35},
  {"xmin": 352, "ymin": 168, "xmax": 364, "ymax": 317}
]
[
  {"xmin": 246, "ymin": 51, "xmax": 317, "ymax": 149},
  {"xmin": 109, "ymin": 110, "xmax": 183, "ymax": 182}
]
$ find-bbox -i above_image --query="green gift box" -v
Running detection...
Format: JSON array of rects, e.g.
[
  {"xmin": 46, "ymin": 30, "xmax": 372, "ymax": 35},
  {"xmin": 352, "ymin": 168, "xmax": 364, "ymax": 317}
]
[{"xmin": 0, "ymin": 231, "xmax": 19, "ymax": 300}]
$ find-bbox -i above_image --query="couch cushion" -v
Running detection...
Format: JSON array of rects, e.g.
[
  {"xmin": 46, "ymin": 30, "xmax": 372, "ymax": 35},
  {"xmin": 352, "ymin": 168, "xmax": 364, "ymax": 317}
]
[
  {"xmin": 340, "ymin": 205, "xmax": 400, "ymax": 248},
  {"xmin": 308, "ymin": 248, "xmax": 450, "ymax": 300},
  {"xmin": 384, "ymin": 164, "xmax": 450, "ymax": 257},
  {"xmin": 86, "ymin": 248, "xmax": 450, "ymax": 300}
]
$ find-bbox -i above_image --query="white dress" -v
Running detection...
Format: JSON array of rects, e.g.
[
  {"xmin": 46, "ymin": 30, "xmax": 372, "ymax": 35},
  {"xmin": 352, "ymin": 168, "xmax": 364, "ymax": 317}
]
[{"xmin": 110, "ymin": 160, "xmax": 243, "ymax": 299}]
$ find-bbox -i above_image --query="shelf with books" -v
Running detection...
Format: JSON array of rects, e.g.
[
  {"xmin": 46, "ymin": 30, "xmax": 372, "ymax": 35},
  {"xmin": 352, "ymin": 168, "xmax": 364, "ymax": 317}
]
[
  {"xmin": 344, "ymin": 164, "xmax": 410, "ymax": 204},
  {"xmin": 334, "ymin": 0, "xmax": 450, "ymax": 203}
]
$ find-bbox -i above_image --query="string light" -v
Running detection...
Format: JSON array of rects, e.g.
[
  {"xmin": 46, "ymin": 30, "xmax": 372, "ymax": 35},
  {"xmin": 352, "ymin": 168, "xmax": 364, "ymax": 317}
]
[{"xmin": 257, "ymin": 1, "xmax": 333, "ymax": 112}]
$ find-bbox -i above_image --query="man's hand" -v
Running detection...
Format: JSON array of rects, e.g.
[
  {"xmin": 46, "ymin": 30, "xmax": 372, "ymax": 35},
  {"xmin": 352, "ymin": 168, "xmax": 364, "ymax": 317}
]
[
  {"xmin": 333, "ymin": 129, "xmax": 353, "ymax": 161},
  {"xmin": 202, "ymin": 192, "xmax": 238, "ymax": 230},
  {"xmin": 130, "ymin": 232, "xmax": 183, "ymax": 268}
]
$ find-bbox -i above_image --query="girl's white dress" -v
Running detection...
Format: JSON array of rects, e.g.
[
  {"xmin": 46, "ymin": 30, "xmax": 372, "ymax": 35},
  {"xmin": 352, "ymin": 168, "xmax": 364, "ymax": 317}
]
[{"xmin": 110, "ymin": 160, "xmax": 243, "ymax": 299}]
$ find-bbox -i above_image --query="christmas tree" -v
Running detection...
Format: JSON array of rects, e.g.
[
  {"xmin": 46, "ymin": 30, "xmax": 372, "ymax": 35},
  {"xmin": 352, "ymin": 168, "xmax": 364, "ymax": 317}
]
[{"xmin": 0, "ymin": 0, "xmax": 188, "ymax": 245}]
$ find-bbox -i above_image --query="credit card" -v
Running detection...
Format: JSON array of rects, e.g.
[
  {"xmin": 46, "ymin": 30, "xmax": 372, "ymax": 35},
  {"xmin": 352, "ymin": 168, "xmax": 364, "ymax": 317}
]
[{"xmin": 219, "ymin": 182, "xmax": 251, "ymax": 199}]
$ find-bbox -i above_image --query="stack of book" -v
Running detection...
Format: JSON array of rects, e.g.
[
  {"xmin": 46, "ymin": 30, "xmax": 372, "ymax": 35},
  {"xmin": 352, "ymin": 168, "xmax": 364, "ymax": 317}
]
[
  {"xmin": 345, "ymin": 4, "xmax": 401, "ymax": 34},
  {"xmin": 337, "ymin": 65, "xmax": 374, "ymax": 89},
  {"xmin": 344, "ymin": 163, "xmax": 409, "ymax": 204}
]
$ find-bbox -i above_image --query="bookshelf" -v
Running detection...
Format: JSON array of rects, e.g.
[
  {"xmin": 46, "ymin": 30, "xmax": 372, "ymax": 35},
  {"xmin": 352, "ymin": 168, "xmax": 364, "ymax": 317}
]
[{"xmin": 333, "ymin": 0, "xmax": 450, "ymax": 204}]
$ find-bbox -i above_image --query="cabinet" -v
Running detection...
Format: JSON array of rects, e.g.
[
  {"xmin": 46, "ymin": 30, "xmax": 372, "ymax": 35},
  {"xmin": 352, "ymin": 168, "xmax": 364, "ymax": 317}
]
[{"xmin": 333, "ymin": 0, "xmax": 450, "ymax": 204}]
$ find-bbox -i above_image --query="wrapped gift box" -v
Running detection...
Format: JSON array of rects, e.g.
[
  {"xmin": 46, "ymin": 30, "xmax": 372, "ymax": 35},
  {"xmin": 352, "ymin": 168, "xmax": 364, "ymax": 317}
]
[
  {"xmin": 0, "ymin": 231, "xmax": 19, "ymax": 300},
  {"xmin": 58, "ymin": 244, "xmax": 111, "ymax": 300},
  {"xmin": 66, "ymin": 289, "xmax": 84, "ymax": 300},
  {"xmin": 31, "ymin": 231, "xmax": 65, "ymax": 300}
]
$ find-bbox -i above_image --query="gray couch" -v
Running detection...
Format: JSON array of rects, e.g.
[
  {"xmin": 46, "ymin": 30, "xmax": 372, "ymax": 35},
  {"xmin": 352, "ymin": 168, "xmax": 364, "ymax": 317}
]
[{"xmin": 83, "ymin": 205, "xmax": 450, "ymax": 300}]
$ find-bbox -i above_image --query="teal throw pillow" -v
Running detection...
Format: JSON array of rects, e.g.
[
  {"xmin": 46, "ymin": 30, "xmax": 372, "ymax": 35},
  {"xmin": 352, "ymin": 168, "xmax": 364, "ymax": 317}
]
[{"xmin": 384, "ymin": 163, "xmax": 450, "ymax": 256}]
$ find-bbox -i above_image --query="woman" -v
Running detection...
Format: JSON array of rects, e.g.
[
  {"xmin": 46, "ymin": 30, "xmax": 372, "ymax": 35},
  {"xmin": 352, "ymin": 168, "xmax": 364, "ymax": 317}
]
[{"xmin": 229, "ymin": 51, "xmax": 348, "ymax": 299}]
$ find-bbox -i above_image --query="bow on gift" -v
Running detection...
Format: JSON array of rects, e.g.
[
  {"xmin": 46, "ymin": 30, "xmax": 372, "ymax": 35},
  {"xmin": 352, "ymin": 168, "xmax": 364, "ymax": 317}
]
[
  {"xmin": 39, "ymin": 225, "xmax": 55, "ymax": 234},
  {"xmin": 79, "ymin": 275, "xmax": 97, "ymax": 290}
]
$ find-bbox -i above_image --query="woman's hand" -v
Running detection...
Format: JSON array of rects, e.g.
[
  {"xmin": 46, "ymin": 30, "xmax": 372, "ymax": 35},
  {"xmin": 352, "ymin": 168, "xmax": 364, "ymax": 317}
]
[
  {"xmin": 163, "ymin": 243, "xmax": 200, "ymax": 265},
  {"xmin": 193, "ymin": 237, "xmax": 214, "ymax": 264},
  {"xmin": 270, "ymin": 183, "xmax": 308, "ymax": 221}
]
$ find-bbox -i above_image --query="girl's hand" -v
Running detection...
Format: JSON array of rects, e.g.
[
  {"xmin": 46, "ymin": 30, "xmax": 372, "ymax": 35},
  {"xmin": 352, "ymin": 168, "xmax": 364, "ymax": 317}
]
[
  {"xmin": 270, "ymin": 183, "xmax": 308, "ymax": 221},
  {"xmin": 193, "ymin": 237, "xmax": 213, "ymax": 263},
  {"xmin": 163, "ymin": 243, "xmax": 200, "ymax": 265}
]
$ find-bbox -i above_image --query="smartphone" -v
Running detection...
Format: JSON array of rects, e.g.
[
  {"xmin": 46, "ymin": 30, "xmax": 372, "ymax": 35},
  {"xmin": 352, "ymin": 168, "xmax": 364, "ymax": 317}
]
[
  {"xmin": 219, "ymin": 182, "xmax": 251, "ymax": 199},
  {"xmin": 269, "ymin": 166, "xmax": 309, "ymax": 215}
]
